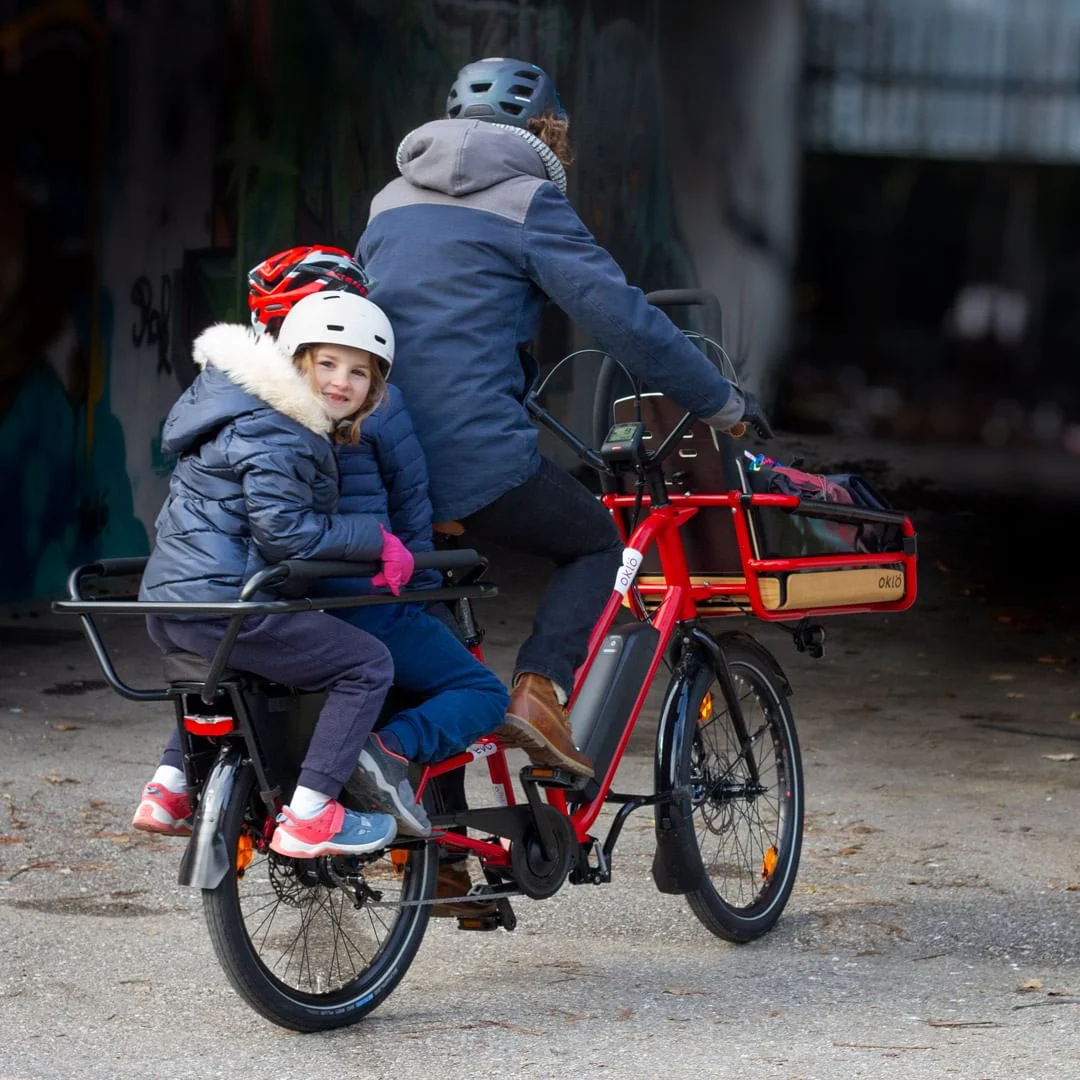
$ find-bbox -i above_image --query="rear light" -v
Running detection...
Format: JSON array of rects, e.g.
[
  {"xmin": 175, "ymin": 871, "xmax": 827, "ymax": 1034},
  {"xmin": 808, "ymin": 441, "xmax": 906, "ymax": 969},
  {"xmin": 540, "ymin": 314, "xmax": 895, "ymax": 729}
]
[{"xmin": 183, "ymin": 713, "xmax": 236, "ymax": 736}]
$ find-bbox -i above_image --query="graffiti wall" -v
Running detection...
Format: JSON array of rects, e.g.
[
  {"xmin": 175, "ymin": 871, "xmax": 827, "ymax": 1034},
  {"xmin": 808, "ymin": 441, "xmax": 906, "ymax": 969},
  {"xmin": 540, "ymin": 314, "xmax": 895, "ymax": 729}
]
[
  {"xmin": 0, "ymin": 0, "xmax": 148, "ymax": 603},
  {"xmin": 0, "ymin": 0, "xmax": 800, "ymax": 602}
]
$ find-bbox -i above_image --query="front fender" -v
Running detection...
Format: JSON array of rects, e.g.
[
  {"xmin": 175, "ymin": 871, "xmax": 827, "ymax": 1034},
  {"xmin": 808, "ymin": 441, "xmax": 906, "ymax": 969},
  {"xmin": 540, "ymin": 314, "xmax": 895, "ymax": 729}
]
[
  {"xmin": 177, "ymin": 747, "xmax": 247, "ymax": 890},
  {"xmin": 651, "ymin": 645, "xmax": 709, "ymax": 895}
]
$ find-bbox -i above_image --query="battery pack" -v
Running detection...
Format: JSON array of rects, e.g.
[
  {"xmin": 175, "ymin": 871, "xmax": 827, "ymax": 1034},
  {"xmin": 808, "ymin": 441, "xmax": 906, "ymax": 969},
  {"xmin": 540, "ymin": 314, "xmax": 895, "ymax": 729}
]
[{"xmin": 569, "ymin": 621, "xmax": 661, "ymax": 801}]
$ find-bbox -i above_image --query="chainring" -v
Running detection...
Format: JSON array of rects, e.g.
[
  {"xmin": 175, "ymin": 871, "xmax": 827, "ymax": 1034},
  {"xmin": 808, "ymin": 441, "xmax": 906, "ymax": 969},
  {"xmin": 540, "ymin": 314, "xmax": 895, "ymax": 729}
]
[{"xmin": 509, "ymin": 805, "xmax": 578, "ymax": 900}]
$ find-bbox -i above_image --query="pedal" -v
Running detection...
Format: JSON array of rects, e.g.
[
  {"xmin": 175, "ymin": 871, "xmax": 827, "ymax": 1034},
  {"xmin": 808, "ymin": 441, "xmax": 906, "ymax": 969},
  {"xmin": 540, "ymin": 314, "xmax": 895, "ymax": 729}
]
[
  {"xmin": 456, "ymin": 896, "xmax": 516, "ymax": 932},
  {"xmin": 520, "ymin": 765, "xmax": 579, "ymax": 789}
]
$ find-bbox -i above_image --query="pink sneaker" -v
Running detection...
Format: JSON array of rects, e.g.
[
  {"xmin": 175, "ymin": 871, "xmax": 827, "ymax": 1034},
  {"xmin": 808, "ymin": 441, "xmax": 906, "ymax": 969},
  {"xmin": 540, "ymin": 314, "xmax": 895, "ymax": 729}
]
[
  {"xmin": 269, "ymin": 800, "xmax": 397, "ymax": 858},
  {"xmin": 132, "ymin": 783, "xmax": 193, "ymax": 836}
]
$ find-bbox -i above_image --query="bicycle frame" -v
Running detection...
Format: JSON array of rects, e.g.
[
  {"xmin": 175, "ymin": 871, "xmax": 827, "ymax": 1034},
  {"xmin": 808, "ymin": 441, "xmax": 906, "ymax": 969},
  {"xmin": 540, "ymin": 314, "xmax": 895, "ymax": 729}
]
[{"xmin": 416, "ymin": 484, "xmax": 917, "ymax": 873}]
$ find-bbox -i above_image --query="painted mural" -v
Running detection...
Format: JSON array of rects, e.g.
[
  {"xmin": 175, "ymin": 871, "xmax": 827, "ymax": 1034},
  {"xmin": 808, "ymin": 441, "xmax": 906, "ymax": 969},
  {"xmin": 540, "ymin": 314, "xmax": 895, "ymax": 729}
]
[{"xmin": 0, "ymin": 0, "xmax": 146, "ymax": 604}]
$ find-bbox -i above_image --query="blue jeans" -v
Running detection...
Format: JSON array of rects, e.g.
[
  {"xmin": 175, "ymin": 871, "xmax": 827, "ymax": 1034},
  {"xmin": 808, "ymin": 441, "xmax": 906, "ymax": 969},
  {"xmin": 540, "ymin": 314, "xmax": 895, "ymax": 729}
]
[
  {"xmin": 462, "ymin": 456, "xmax": 623, "ymax": 695},
  {"xmin": 338, "ymin": 602, "xmax": 509, "ymax": 763}
]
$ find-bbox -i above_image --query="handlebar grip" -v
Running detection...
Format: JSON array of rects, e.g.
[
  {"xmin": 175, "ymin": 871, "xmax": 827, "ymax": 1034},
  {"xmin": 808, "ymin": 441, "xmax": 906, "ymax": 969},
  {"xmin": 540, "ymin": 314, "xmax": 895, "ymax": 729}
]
[
  {"xmin": 645, "ymin": 289, "xmax": 717, "ymax": 309},
  {"xmin": 66, "ymin": 557, "xmax": 150, "ymax": 601},
  {"xmin": 413, "ymin": 549, "xmax": 484, "ymax": 571}
]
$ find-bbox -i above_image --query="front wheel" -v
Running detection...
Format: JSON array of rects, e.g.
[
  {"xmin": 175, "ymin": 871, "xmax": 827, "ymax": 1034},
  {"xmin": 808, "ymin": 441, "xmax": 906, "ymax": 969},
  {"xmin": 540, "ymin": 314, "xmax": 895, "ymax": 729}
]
[
  {"xmin": 672, "ymin": 639, "xmax": 804, "ymax": 942},
  {"xmin": 202, "ymin": 764, "xmax": 437, "ymax": 1032}
]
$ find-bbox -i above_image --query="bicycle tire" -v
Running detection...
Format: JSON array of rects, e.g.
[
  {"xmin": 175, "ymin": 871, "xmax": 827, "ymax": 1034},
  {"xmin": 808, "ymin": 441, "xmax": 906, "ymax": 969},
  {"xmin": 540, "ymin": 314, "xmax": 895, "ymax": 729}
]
[
  {"xmin": 672, "ymin": 639, "xmax": 803, "ymax": 942},
  {"xmin": 202, "ymin": 764, "xmax": 437, "ymax": 1032}
]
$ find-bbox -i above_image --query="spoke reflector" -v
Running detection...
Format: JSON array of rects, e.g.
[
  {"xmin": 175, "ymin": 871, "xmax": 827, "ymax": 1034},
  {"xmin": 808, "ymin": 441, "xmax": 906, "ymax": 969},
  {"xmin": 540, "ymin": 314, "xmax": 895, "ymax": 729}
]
[
  {"xmin": 762, "ymin": 845, "xmax": 778, "ymax": 880},
  {"xmin": 236, "ymin": 831, "xmax": 254, "ymax": 873},
  {"xmin": 699, "ymin": 692, "xmax": 713, "ymax": 723}
]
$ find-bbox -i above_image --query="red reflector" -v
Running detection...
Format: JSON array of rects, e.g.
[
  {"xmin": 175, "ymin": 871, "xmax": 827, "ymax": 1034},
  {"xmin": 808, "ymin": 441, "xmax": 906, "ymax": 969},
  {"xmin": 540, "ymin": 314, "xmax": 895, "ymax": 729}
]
[{"xmin": 183, "ymin": 714, "xmax": 236, "ymax": 736}]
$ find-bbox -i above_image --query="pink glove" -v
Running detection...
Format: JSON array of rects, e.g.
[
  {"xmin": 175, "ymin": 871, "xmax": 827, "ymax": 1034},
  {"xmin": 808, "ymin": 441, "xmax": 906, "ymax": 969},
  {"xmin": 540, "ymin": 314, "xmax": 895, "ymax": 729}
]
[{"xmin": 371, "ymin": 525, "xmax": 415, "ymax": 596}]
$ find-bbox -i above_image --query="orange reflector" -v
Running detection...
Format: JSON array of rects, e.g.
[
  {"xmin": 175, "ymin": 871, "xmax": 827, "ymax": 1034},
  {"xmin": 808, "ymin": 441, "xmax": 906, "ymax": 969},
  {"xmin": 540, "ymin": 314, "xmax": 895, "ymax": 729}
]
[
  {"xmin": 236, "ymin": 831, "xmax": 254, "ymax": 873},
  {"xmin": 390, "ymin": 848, "xmax": 409, "ymax": 871},
  {"xmin": 699, "ymin": 693, "xmax": 712, "ymax": 723},
  {"xmin": 761, "ymin": 845, "xmax": 778, "ymax": 880},
  {"xmin": 183, "ymin": 713, "xmax": 236, "ymax": 736}
]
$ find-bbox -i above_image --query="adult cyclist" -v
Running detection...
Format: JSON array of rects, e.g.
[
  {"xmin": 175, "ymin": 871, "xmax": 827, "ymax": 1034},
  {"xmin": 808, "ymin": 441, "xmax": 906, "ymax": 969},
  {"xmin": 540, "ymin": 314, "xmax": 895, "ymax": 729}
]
[{"xmin": 357, "ymin": 57, "xmax": 771, "ymax": 778}]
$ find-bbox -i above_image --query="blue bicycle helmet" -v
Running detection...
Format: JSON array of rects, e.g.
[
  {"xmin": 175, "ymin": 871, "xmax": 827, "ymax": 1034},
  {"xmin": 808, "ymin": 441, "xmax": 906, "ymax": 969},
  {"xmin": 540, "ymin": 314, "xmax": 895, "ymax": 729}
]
[{"xmin": 446, "ymin": 57, "xmax": 566, "ymax": 128}]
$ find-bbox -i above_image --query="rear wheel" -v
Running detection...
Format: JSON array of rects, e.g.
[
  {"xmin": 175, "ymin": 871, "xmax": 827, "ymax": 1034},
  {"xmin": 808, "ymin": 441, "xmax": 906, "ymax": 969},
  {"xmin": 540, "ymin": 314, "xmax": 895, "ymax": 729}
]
[
  {"xmin": 674, "ymin": 640, "xmax": 803, "ymax": 942},
  {"xmin": 202, "ymin": 765, "xmax": 436, "ymax": 1031}
]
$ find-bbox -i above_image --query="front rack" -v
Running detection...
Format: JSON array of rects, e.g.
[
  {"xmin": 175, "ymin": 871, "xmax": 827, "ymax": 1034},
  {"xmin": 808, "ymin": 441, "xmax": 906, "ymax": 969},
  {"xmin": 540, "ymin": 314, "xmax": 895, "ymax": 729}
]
[{"xmin": 606, "ymin": 490, "xmax": 917, "ymax": 622}]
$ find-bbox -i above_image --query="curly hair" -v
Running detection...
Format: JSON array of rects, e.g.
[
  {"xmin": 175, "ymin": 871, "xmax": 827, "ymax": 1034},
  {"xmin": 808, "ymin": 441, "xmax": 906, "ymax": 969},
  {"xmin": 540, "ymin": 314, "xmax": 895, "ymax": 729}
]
[{"xmin": 527, "ymin": 112, "xmax": 573, "ymax": 166}]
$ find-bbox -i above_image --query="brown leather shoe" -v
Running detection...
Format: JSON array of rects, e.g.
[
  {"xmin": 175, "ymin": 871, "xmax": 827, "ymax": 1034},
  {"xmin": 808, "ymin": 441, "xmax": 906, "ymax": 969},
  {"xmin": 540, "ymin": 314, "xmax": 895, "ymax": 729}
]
[
  {"xmin": 495, "ymin": 673, "xmax": 594, "ymax": 778},
  {"xmin": 430, "ymin": 860, "xmax": 497, "ymax": 919}
]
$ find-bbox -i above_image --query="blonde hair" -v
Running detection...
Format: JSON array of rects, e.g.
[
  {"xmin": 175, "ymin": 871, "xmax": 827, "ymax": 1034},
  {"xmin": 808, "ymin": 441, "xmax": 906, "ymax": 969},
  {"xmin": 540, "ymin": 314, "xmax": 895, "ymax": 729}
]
[
  {"xmin": 293, "ymin": 345, "xmax": 388, "ymax": 445},
  {"xmin": 527, "ymin": 112, "xmax": 573, "ymax": 166}
]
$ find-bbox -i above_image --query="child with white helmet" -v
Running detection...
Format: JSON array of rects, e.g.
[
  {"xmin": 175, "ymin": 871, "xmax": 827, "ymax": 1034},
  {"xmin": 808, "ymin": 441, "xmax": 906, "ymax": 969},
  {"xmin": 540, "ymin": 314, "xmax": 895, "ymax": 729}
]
[
  {"xmin": 135, "ymin": 285, "xmax": 416, "ymax": 857},
  {"xmin": 136, "ymin": 257, "xmax": 507, "ymax": 901}
]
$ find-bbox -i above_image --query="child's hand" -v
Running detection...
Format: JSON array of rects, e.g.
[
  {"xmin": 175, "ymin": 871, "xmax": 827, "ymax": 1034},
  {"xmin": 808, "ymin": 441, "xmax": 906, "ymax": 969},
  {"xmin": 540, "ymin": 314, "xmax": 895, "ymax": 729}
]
[{"xmin": 371, "ymin": 525, "xmax": 415, "ymax": 596}]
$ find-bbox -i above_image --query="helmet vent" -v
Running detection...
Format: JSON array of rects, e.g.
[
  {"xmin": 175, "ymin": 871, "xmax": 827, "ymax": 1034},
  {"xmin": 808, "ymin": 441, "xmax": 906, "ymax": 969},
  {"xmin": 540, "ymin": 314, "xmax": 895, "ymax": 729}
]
[
  {"xmin": 326, "ymin": 323, "xmax": 344, "ymax": 332},
  {"xmin": 470, "ymin": 81, "xmax": 492, "ymax": 92},
  {"xmin": 500, "ymin": 102, "xmax": 524, "ymax": 115},
  {"xmin": 508, "ymin": 83, "xmax": 534, "ymax": 97},
  {"xmin": 374, "ymin": 334, "xmax": 387, "ymax": 345},
  {"xmin": 514, "ymin": 69, "xmax": 539, "ymax": 80}
]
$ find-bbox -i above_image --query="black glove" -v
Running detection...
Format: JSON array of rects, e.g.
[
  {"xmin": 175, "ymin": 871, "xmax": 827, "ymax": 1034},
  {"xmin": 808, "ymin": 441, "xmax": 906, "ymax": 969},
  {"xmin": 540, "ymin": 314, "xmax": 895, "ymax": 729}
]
[{"xmin": 739, "ymin": 390, "xmax": 774, "ymax": 439}]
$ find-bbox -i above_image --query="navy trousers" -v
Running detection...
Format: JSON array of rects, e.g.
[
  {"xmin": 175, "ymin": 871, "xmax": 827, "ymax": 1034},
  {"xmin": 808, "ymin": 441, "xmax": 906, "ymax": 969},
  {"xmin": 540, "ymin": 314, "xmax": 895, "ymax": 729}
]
[
  {"xmin": 338, "ymin": 601, "xmax": 508, "ymax": 763},
  {"xmin": 462, "ymin": 455, "xmax": 623, "ymax": 694},
  {"xmin": 149, "ymin": 612, "xmax": 393, "ymax": 797}
]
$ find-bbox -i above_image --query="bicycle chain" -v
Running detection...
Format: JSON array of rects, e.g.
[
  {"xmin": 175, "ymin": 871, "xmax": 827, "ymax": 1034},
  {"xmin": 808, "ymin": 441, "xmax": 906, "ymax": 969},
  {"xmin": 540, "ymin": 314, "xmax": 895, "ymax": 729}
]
[{"xmin": 364, "ymin": 887, "xmax": 521, "ymax": 910}]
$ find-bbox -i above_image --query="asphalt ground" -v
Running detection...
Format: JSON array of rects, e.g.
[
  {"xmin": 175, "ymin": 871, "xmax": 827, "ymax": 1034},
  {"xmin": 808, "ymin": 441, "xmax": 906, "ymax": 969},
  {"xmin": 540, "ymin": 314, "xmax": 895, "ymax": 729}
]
[{"xmin": 2, "ymin": 434, "xmax": 1078, "ymax": 1080}]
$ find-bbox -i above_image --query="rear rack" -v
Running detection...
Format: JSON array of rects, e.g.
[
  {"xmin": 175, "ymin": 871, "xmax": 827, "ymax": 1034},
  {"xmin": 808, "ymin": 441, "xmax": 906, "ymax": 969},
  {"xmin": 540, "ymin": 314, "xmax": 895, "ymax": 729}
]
[{"xmin": 52, "ymin": 553, "xmax": 498, "ymax": 703}]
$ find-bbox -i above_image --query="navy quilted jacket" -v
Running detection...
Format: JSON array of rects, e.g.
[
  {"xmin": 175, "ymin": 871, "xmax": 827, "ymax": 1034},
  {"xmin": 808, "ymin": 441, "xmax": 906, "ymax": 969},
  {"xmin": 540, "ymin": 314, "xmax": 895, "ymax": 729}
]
[
  {"xmin": 317, "ymin": 384, "xmax": 442, "ymax": 596},
  {"xmin": 139, "ymin": 323, "xmax": 384, "ymax": 607}
]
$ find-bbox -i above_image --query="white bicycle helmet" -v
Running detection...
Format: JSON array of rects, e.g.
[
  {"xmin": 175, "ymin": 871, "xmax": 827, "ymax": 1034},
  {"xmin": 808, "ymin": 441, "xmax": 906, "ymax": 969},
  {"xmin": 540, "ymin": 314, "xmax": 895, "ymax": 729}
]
[{"xmin": 276, "ymin": 290, "xmax": 395, "ymax": 371}]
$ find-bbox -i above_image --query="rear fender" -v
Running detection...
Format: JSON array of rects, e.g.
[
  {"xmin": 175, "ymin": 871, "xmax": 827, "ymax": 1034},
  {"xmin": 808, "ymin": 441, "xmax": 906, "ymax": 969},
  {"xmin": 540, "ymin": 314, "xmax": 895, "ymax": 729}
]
[{"xmin": 178, "ymin": 746, "xmax": 248, "ymax": 890}]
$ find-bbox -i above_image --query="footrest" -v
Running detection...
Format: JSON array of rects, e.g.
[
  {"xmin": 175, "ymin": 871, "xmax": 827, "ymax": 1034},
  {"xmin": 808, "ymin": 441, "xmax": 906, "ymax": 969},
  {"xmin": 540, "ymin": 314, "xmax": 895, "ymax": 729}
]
[{"xmin": 519, "ymin": 765, "xmax": 580, "ymax": 789}]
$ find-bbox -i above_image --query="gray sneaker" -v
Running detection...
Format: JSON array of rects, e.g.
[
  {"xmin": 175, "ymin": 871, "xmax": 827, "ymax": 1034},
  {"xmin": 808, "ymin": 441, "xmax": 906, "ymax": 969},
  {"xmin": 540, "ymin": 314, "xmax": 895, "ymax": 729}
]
[{"xmin": 347, "ymin": 735, "xmax": 432, "ymax": 837}]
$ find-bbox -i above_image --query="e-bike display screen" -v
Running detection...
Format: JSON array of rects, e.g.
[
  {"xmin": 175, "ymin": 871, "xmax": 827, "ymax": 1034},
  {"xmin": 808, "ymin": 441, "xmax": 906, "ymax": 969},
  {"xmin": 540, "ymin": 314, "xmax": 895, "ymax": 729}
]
[{"xmin": 600, "ymin": 421, "xmax": 645, "ymax": 464}]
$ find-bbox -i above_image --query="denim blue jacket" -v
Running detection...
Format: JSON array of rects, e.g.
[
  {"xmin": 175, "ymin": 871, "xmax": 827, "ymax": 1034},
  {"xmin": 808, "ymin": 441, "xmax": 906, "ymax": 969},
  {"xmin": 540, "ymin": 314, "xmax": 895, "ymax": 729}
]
[{"xmin": 358, "ymin": 118, "xmax": 738, "ymax": 521}]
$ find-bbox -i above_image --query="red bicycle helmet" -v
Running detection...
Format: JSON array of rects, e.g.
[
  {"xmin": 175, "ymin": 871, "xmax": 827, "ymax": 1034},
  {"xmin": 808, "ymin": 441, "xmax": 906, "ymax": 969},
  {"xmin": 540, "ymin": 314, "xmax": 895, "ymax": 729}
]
[{"xmin": 247, "ymin": 245, "xmax": 371, "ymax": 335}]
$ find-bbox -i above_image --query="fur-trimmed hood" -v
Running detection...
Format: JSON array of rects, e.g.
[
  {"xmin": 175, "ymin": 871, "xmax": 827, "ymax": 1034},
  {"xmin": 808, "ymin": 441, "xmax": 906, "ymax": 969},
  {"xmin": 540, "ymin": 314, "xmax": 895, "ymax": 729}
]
[
  {"xmin": 161, "ymin": 323, "xmax": 331, "ymax": 456},
  {"xmin": 194, "ymin": 323, "xmax": 330, "ymax": 433}
]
